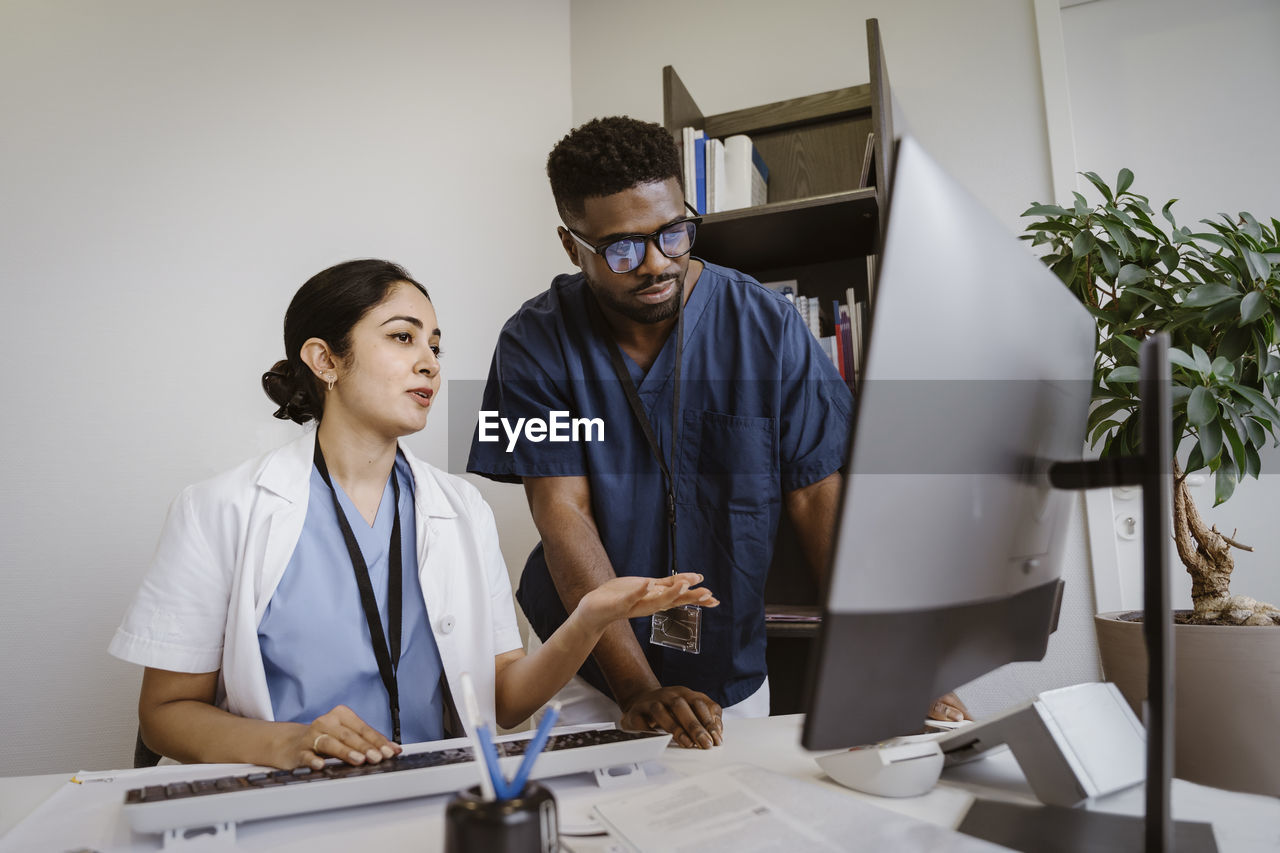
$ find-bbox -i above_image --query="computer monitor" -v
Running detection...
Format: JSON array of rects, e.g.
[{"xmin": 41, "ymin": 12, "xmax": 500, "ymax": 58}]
[{"xmin": 801, "ymin": 133, "xmax": 1096, "ymax": 751}]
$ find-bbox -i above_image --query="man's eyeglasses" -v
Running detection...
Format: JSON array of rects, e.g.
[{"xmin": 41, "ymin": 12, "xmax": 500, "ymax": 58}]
[{"xmin": 567, "ymin": 217, "xmax": 701, "ymax": 274}]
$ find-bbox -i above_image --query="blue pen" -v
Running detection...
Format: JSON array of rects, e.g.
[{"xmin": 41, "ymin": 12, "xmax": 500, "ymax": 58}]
[
  {"xmin": 507, "ymin": 701, "xmax": 562, "ymax": 796},
  {"xmin": 476, "ymin": 722, "xmax": 515, "ymax": 800}
]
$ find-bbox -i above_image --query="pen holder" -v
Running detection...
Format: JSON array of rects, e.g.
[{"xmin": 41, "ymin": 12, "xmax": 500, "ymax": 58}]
[{"xmin": 444, "ymin": 782, "xmax": 558, "ymax": 853}]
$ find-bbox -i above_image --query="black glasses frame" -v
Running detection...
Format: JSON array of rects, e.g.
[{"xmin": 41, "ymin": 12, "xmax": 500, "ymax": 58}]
[{"xmin": 567, "ymin": 215, "xmax": 703, "ymax": 274}]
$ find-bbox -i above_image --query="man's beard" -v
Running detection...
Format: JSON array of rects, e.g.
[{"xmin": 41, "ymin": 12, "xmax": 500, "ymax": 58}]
[{"xmin": 587, "ymin": 272, "xmax": 684, "ymax": 325}]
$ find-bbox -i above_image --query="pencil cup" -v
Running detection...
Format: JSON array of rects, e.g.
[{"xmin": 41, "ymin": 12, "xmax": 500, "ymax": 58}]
[{"xmin": 444, "ymin": 782, "xmax": 558, "ymax": 853}]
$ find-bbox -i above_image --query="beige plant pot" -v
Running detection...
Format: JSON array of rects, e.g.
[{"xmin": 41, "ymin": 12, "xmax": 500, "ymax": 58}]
[{"xmin": 1095, "ymin": 611, "xmax": 1280, "ymax": 797}]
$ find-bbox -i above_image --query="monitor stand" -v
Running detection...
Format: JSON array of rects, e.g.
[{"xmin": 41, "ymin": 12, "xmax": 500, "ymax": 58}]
[{"xmin": 956, "ymin": 335, "xmax": 1218, "ymax": 853}]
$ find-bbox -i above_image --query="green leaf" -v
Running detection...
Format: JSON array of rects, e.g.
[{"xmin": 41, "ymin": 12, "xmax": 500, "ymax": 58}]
[
  {"xmin": 1205, "ymin": 298, "xmax": 1245, "ymax": 327},
  {"xmin": 1187, "ymin": 386, "xmax": 1217, "ymax": 425},
  {"xmin": 1240, "ymin": 290, "xmax": 1269, "ymax": 324},
  {"xmin": 1167, "ymin": 347, "xmax": 1199, "ymax": 372},
  {"xmin": 1245, "ymin": 416, "xmax": 1267, "ymax": 448},
  {"xmin": 1096, "ymin": 240, "xmax": 1121, "ymax": 278},
  {"xmin": 1190, "ymin": 230, "xmax": 1236, "ymax": 252},
  {"xmin": 1245, "ymin": 249, "xmax": 1272, "ymax": 282},
  {"xmin": 1111, "ymin": 333, "xmax": 1143, "ymax": 354},
  {"xmin": 1082, "ymin": 171, "xmax": 1114, "ymax": 204},
  {"xmin": 1185, "ymin": 441, "xmax": 1206, "ymax": 473},
  {"xmin": 1215, "ymin": 460, "xmax": 1238, "ymax": 505},
  {"xmin": 1183, "ymin": 284, "xmax": 1239, "ymax": 307},
  {"xmin": 1240, "ymin": 212, "xmax": 1263, "ymax": 241},
  {"xmin": 1265, "ymin": 354, "xmax": 1280, "ymax": 376},
  {"xmin": 1211, "ymin": 357, "xmax": 1235, "ymax": 381},
  {"xmin": 1101, "ymin": 218, "xmax": 1135, "ymax": 256},
  {"xmin": 1161, "ymin": 198, "xmax": 1180, "ymax": 229},
  {"xmin": 1050, "ymin": 255, "xmax": 1076, "ymax": 284},
  {"xmin": 1227, "ymin": 382, "xmax": 1280, "ymax": 422},
  {"xmin": 1116, "ymin": 168, "xmax": 1134, "ymax": 195},
  {"xmin": 1119, "ymin": 286, "xmax": 1171, "ymax": 308},
  {"xmin": 1107, "ymin": 366, "xmax": 1141, "ymax": 384},
  {"xmin": 1224, "ymin": 413, "xmax": 1248, "ymax": 479},
  {"xmin": 1089, "ymin": 394, "xmax": 1136, "ymax": 420},
  {"xmin": 1072, "ymin": 230, "xmax": 1096, "ymax": 259},
  {"xmin": 1073, "ymin": 193, "xmax": 1090, "ymax": 216},
  {"xmin": 1089, "ymin": 418, "xmax": 1123, "ymax": 447},
  {"xmin": 1218, "ymin": 326, "xmax": 1251, "ymax": 362},
  {"xmin": 1245, "ymin": 443, "xmax": 1262, "ymax": 478},
  {"xmin": 1199, "ymin": 419, "xmax": 1224, "ymax": 462},
  {"xmin": 1024, "ymin": 203, "xmax": 1070, "ymax": 218},
  {"xmin": 1117, "ymin": 264, "xmax": 1147, "ymax": 285},
  {"xmin": 1192, "ymin": 344, "xmax": 1213, "ymax": 375},
  {"xmin": 1106, "ymin": 205, "xmax": 1136, "ymax": 229}
]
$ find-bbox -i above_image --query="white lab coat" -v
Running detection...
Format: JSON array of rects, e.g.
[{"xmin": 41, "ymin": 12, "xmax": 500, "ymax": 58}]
[{"xmin": 109, "ymin": 430, "xmax": 522, "ymax": 731}]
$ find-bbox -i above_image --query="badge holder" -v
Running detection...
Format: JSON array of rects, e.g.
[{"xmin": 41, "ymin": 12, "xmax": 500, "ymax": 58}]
[{"xmin": 650, "ymin": 603, "xmax": 701, "ymax": 654}]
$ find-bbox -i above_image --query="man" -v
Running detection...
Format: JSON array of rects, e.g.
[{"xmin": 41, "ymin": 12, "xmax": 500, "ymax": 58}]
[{"xmin": 469, "ymin": 116, "xmax": 955, "ymax": 749}]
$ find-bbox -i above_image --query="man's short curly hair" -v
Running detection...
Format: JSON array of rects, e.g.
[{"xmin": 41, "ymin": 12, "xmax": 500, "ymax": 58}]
[{"xmin": 547, "ymin": 116, "xmax": 683, "ymax": 223}]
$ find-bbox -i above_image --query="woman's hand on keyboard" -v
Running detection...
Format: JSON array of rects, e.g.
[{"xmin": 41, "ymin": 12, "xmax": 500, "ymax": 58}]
[
  {"xmin": 577, "ymin": 572, "xmax": 718, "ymax": 634},
  {"xmin": 285, "ymin": 705, "xmax": 403, "ymax": 771}
]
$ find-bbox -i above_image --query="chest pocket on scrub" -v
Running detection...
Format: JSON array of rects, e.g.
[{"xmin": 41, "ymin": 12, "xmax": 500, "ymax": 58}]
[{"xmin": 677, "ymin": 409, "xmax": 778, "ymax": 514}]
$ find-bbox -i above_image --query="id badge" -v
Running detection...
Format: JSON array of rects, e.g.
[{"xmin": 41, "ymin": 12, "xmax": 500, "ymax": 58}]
[{"xmin": 650, "ymin": 604, "xmax": 702, "ymax": 654}]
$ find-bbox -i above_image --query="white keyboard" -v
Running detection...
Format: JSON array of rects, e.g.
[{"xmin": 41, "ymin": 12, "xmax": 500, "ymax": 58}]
[{"xmin": 123, "ymin": 725, "xmax": 670, "ymax": 835}]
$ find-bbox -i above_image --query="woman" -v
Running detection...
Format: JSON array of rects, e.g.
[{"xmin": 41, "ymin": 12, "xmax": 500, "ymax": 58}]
[{"xmin": 109, "ymin": 259, "xmax": 716, "ymax": 771}]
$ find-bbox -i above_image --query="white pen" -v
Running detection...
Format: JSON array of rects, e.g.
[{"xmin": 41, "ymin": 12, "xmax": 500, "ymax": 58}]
[{"xmin": 458, "ymin": 672, "xmax": 497, "ymax": 801}]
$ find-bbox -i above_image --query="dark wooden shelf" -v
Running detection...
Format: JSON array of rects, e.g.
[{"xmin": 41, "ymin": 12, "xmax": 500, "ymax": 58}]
[
  {"xmin": 695, "ymin": 188, "xmax": 879, "ymax": 274},
  {"xmin": 765, "ymin": 604, "xmax": 822, "ymax": 638}
]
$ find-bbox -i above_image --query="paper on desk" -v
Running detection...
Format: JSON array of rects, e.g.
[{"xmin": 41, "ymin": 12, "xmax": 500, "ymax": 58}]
[{"xmin": 591, "ymin": 763, "xmax": 1013, "ymax": 853}]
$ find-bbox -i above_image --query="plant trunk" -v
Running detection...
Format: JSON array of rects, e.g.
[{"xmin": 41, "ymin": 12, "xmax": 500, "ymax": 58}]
[
  {"xmin": 1172, "ymin": 463, "xmax": 1234, "ymax": 610},
  {"xmin": 1171, "ymin": 460, "xmax": 1280, "ymax": 625}
]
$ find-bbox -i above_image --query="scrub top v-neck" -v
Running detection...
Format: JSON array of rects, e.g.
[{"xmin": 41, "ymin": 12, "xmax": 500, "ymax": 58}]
[{"xmin": 257, "ymin": 453, "xmax": 445, "ymax": 742}]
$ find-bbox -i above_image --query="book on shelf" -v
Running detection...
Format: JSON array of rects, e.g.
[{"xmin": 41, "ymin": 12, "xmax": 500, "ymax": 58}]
[
  {"xmin": 681, "ymin": 126, "xmax": 704, "ymax": 211},
  {"xmin": 705, "ymin": 137, "xmax": 725, "ymax": 214},
  {"xmin": 723, "ymin": 134, "xmax": 768, "ymax": 210},
  {"xmin": 679, "ymin": 128, "xmax": 768, "ymax": 213},
  {"xmin": 859, "ymin": 131, "xmax": 876, "ymax": 189},
  {"xmin": 780, "ymin": 288, "xmax": 864, "ymax": 386},
  {"xmin": 693, "ymin": 132, "xmax": 707, "ymax": 214}
]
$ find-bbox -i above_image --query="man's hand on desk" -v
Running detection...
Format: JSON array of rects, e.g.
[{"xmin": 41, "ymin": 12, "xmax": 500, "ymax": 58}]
[
  {"xmin": 619, "ymin": 686, "xmax": 723, "ymax": 750},
  {"xmin": 928, "ymin": 692, "xmax": 971, "ymax": 723}
]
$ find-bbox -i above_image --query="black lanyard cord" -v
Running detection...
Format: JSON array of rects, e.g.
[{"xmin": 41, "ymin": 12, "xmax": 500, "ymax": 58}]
[
  {"xmin": 591, "ymin": 286, "xmax": 685, "ymax": 575},
  {"xmin": 312, "ymin": 440, "xmax": 403, "ymax": 743}
]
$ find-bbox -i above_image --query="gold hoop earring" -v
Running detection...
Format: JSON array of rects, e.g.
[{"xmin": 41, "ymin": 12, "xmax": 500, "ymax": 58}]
[{"xmin": 324, "ymin": 373, "xmax": 336, "ymax": 392}]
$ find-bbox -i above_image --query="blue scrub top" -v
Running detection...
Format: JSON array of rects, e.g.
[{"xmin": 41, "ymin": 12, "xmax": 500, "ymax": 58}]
[
  {"xmin": 258, "ymin": 453, "xmax": 445, "ymax": 743},
  {"xmin": 467, "ymin": 261, "xmax": 852, "ymax": 707}
]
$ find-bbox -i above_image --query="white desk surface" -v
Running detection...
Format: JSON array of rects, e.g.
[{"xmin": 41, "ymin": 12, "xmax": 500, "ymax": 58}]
[{"xmin": 1, "ymin": 715, "xmax": 1276, "ymax": 852}]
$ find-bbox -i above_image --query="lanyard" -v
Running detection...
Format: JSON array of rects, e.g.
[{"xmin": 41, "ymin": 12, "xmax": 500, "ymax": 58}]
[
  {"xmin": 312, "ymin": 441, "xmax": 403, "ymax": 743},
  {"xmin": 591, "ymin": 289, "xmax": 685, "ymax": 576}
]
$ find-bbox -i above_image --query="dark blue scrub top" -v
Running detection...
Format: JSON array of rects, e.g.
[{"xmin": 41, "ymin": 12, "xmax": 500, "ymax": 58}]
[{"xmin": 467, "ymin": 260, "xmax": 852, "ymax": 707}]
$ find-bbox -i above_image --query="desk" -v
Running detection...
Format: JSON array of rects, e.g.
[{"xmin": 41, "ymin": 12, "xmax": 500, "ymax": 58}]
[{"xmin": 2, "ymin": 715, "xmax": 1277, "ymax": 852}]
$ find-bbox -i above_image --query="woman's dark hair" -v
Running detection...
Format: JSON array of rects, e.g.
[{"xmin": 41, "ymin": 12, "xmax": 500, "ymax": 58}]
[
  {"xmin": 546, "ymin": 116, "xmax": 683, "ymax": 223},
  {"xmin": 262, "ymin": 259, "xmax": 431, "ymax": 424}
]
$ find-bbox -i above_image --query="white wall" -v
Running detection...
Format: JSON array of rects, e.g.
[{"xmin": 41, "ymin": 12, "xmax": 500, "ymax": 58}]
[
  {"xmin": 569, "ymin": 0, "xmax": 1101, "ymax": 717},
  {"xmin": 0, "ymin": 0, "xmax": 569, "ymax": 776},
  {"xmin": 1062, "ymin": 0, "xmax": 1280, "ymax": 611}
]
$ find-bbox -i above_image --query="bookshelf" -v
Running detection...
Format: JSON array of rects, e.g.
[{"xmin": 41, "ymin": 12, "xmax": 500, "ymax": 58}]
[
  {"xmin": 663, "ymin": 19, "xmax": 896, "ymax": 714},
  {"xmin": 663, "ymin": 19, "xmax": 895, "ymax": 320}
]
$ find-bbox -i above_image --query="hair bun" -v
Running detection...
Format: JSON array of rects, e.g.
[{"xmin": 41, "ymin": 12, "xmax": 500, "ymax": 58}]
[{"xmin": 261, "ymin": 358, "xmax": 318, "ymax": 424}]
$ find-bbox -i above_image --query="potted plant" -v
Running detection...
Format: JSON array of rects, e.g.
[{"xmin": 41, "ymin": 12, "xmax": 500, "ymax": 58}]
[{"xmin": 1022, "ymin": 171, "xmax": 1280, "ymax": 797}]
